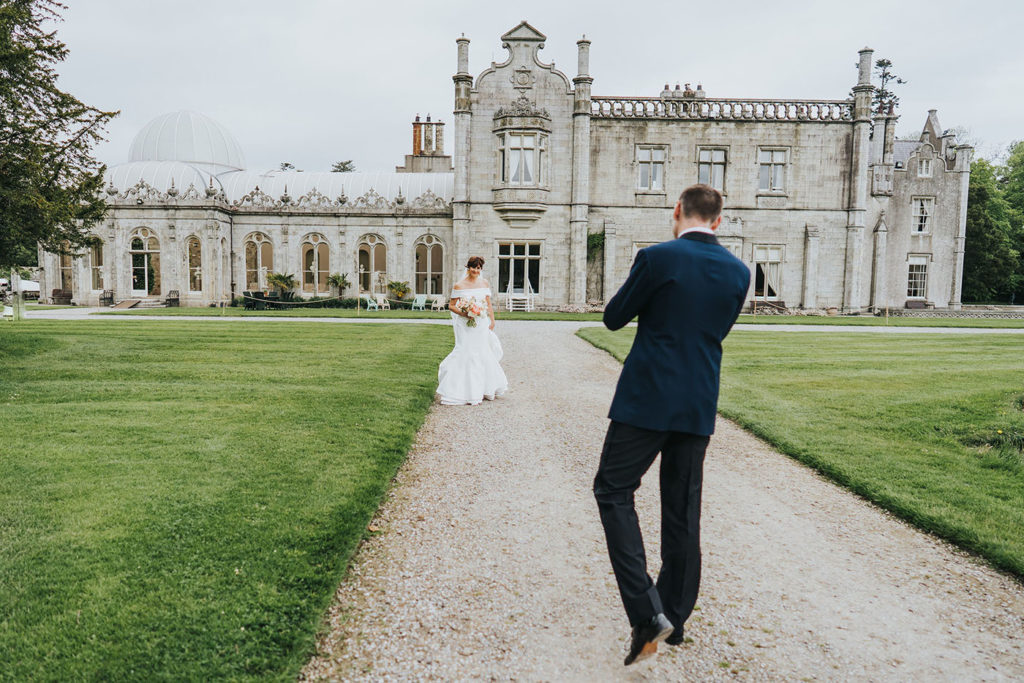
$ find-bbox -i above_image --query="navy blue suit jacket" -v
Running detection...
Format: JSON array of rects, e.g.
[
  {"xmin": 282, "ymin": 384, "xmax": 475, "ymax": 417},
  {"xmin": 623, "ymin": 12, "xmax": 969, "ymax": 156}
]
[{"xmin": 604, "ymin": 232, "xmax": 750, "ymax": 435}]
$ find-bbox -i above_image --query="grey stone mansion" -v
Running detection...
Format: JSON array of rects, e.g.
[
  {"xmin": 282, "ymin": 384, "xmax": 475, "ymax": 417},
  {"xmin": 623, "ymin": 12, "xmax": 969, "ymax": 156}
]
[{"xmin": 40, "ymin": 21, "xmax": 972, "ymax": 311}]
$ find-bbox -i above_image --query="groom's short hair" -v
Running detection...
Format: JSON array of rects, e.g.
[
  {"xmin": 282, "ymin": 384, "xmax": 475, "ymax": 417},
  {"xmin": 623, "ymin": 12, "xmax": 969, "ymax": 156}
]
[{"xmin": 680, "ymin": 184, "xmax": 723, "ymax": 222}]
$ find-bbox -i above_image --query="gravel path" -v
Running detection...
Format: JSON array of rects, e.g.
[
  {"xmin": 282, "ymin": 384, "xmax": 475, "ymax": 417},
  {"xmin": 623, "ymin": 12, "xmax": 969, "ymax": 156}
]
[{"xmin": 301, "ymin": 321, "xmax": 1024, "ymax": 681}]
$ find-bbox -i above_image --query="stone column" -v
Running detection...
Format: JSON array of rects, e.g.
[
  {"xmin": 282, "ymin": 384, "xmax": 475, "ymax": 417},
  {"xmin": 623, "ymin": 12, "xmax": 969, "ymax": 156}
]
[
  {"xmin": 569, "ymin": 36, "xmax": 593, "ymax": 305},
  {"xmin": 802, "ymin": 225, "xmax": 820, "ymax": 309},
  {"xmin": 602, "ymin": 221, "xmax": 617, "ymax": 303},
  {"xmin": 870, "ymin": 216, "xmax": 888, "ymax": 311},
  {"xmin": 949, "ymin": 146, "xmax": 973, "ymax": 310},
  {"xmin": 452, "ymin": 35, "xmax": 473, "ymax": 270},
  {"xmin": 844, "ymin": 47, "xmax": 873, "ymax": 313}
]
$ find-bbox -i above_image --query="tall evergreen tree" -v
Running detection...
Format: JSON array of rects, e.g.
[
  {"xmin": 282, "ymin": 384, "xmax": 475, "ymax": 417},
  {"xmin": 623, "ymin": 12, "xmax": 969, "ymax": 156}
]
[
  {"xmin": 0, "ymin": 0, "xmax": 117, "ymax": 268},
  {"xmin": 962, "ymin": 159, "xmax": 1020, "ymax": 303}
]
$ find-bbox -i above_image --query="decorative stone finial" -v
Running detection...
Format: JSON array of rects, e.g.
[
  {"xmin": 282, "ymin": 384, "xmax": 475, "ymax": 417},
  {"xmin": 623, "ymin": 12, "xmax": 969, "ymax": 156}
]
[
  {"xmin": 167, "ymin": 177, "xmax": 178, "ymax": 197},
  {"xmin": 205, "ymin": 177, "xmax": 217, "ymax": 198},
  {"xmin": 280, "ymin": 185, "xmax": 291, "ymax": 205}
]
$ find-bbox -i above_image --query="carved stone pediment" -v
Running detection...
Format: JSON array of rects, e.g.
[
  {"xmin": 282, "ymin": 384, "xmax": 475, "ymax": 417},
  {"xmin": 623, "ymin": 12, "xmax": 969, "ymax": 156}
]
[
  {"xmin": 409, "ymin": 188, "xmax": 450, "ymax": 210},
  {"xmin": 234, "ymin": 186, "xmax": 279, "ymax": 208},
  {"xmin": 494, "ymin": 95, "xmax": 550, "ymax": 120},
  {"xmin": 350, "ymin": 188, "xmax": 395, "ymax": 211},
  {"xmin": 123, "ymin": 179, "xmax": 168, "ymax": 203},
  {"xmin": 295, "ymin": 187, "xmax": 333, "ymax": 208}
]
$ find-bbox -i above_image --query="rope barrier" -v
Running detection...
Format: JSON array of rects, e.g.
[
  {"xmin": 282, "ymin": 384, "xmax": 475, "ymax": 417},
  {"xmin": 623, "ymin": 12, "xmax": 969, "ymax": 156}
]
[{"xmin": 238, "ymin": 292, "xmax": 448, "ymax": 309}]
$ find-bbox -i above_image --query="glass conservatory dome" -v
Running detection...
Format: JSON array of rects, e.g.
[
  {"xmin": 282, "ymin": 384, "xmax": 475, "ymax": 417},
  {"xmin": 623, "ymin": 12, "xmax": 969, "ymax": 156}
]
[{"xmin": 128, "ymin": 110, "xmax": 246, "ymax": 172}]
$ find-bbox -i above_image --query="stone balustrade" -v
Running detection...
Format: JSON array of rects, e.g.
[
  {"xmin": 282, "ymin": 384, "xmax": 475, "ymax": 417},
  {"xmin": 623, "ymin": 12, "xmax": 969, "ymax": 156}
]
[{"xmin": 590, "ymin": 97, "xmax": 853, "ymax": 122}]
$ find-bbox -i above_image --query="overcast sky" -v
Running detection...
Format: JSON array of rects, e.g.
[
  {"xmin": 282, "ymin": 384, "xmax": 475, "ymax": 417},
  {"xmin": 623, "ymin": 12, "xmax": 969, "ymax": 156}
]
[{"xmin": 53, "ymin": 0, "xmax": 1022, "ymax": 173}]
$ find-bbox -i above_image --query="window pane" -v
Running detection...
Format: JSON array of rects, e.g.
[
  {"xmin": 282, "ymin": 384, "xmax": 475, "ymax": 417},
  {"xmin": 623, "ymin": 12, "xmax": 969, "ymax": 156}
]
[
  {"xmin": 698, "ymin": 164, "xmax": 710, "ymax": 185},
  {"xmin": 514, "ymin": 243, "xmax": 525, "ymax": 256},
  {"xmin": 773, "ymin": 150, "xmax": 785, "ymax": 163},
  {"xmin": 699, "ymin": 149, "xmax": 710, "ymax": 162},
  {"xmin": 759, "ymin": 150, "xmax": 771, "ymax": 163},
  {"xmin": 509, "ymin": 134, "xmax": 520, "ymax": 147},
  {"xmin": 499, "ymin": 243, "xmax": 510, "ymax": 256},
  {"xmin": 147, "ymin": 237, "xmax": 159, "ymax": 251},
  {"xmin": 358, "ymin": 247, "xmax": 370, "ymax": 290},
  {"xmin": 498, "ymin": 258, "xmax": 510, "ymax": 293},
  {"xmin": 430, "ymin": 244, "xmax": 442, "ymax": 272},
  {"xmin": 415, "ymin": 244, "xmax": 426, "ymax": 271},
  {"xmin": 638, "ymin": 148, "xmax": 651, "ymax": 161},
  {"xmin": 261, "ymin": 242, "xmax": 273, "ymax": 271},
  {"xmin": 373, "ymin": 244, "xmax": 386, "ymax": 272},
  {"xmin": 521, "ymin": 148, "xmax": 533, "ymax": 183},
  {"xmin": 303, "ymin": 246, "xmax": 314, "ymax": 289},
  {"xmin": 416, "ymin": 273, "xmax": 427, "ymax": 293},
  {"xmin": 713, "ymin": 150, "xmax": 725, "ymax": 163},
  {"xmin": 759, "ymin": 165, "xmax": 770, "ymax": 190},
  {"xmin": 527, "ymin": 258, "xmax": 539, "ymax": 293},
  {"xmin": 131, "ymin": 237, "xmax": 143, "ymax": 250},
  {"xmin": 772, "ymin": 164, "xmax": 783, "ymax": 190},
  {"xmin": 652, "ymin": 148, "xmax": 665, "ymax": 162},
  {"xmin": 712, "ymin": 165, "xmax": 724, "ymax": 190},
  {"xmin": 148, "ymin": 253, "xmax": 160, "ymax": 295},
  {"xmin": 521, "ymin": 135, "xmax": 534, "ymax": 149},
  {"xmin": 529, "ymin": 243, "xmax": 540, "ymax": 256},
  {"xmin": 639, "ymin": 163, "xmax": 650, "ymax": 189},
  {"xmin": 651, "ymin": 163, "xmax": 663, "ymax": 191},
  {"xmin": 510, "ymin": 148, "xmax": 522, "ymax": 183}
]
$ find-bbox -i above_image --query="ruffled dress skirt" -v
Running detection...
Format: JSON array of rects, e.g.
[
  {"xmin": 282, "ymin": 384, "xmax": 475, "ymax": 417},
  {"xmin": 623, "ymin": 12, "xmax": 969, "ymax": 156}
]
[{"xmin": 436, "ymin": 314, "xmax": 509, "ymax": 406}]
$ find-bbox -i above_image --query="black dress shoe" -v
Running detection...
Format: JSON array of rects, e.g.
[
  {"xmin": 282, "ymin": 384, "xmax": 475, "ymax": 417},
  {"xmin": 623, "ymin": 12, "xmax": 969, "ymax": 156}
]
[
  {"xmin": 665, "ymin": 627, "xmax": 685, "ymax": 646},
  {"xmin": 624, "ymin": 613, "xmax": 674, "ymax": 666}
]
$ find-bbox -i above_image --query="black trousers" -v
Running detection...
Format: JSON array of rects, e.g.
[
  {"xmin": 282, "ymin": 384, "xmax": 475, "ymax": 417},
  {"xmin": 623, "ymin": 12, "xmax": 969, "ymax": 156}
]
[{"xmin": 594, "ymin": 420, "xmax": 709, "ymax": 629}]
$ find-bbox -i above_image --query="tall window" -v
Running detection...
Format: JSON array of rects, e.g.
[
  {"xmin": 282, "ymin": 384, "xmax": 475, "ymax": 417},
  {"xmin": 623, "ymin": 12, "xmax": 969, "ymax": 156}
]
[
  {"xmin": 301, "ymin": 234, "xmax": 329, "ymax": 294},
  {"xmin": 498, "ymin": 242, "xmax": 541, "ymax": 295},
  {"xmin": 918, "ymin": 158, "xmax": 932, "ymax": 177},
  {"xmin": 59, "ymin": 244, "xmax": 73, "ymax": 292},
  {"xmin": 244, "ymin": 233, "xmax": 273, "ymax": 291},
  {"xmin": 414, "ymin": 235, "xmax": 444, "ymax": 295},
  {"xmin": 358, "ymin": 234, "xmax": 387, "ymax": 293},
  {"xmin": 698, "ymin": 148, "xmax": 726, "ymax": 192},
  {"xmin": 90, "ymin": 244, "xmax": 104, "ymax": 290},
  {"xmin": 912, "ymin": 197, "xmax": 934, "ymax": 233},
  {"xmin": 498, "ymin": 132, "xmax": 546, "ymax": 185},
  {"xmin": 758, "ymin": 149, "xmax": 787, "ymax": 192},
  {"xmin": 637, "ymin": 146, "xmax": 666, "ymax": 191},
  {"xmin": 129, "ymin": 229, "xmax": 160, "ymax": 295},
  {"xmin": 907, "ymin": 256, "xmax": 928, "ymax": 298},
  {"xmin": 753, "ymin": 245, "xmax": 782, "ymax": 300},
  {"xmin": 187, "ymin": 237, "xmax": 202, "ymax": 292}
]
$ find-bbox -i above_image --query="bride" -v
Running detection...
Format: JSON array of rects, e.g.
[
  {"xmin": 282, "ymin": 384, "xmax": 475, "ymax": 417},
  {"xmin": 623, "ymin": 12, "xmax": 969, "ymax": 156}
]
[{"xmin": 436, "ymin": 256, "xmax": 509, "ymax": 406}]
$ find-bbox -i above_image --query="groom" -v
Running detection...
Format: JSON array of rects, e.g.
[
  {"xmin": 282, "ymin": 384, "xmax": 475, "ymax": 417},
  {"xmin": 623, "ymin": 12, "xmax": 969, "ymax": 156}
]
[{"xmin": 594, "ymin": 183, "xmax": 750, "ymax": 665}]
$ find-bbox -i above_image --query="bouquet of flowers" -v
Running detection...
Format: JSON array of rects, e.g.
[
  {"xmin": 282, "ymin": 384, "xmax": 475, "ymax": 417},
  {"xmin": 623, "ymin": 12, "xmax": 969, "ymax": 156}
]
[{"xmin": 455, "ymin": 296, "xmax": 486, "ymax": 327}]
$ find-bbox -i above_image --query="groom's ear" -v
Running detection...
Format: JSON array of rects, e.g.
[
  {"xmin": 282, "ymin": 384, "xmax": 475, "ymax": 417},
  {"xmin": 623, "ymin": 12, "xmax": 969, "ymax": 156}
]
[{"xmin": 673, "ymin": 202, "xmax": 682, "ymax": 221}]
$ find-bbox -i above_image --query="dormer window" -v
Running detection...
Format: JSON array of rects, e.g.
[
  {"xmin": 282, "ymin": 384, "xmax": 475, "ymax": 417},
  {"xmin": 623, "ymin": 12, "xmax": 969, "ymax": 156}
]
[
  {"xmin": 498, "ymin": 132, "xmax": 546, "ymax": 186},
  {"xmin": 918, "ymin": 158, "xmax": 932, "ymax": 178}
]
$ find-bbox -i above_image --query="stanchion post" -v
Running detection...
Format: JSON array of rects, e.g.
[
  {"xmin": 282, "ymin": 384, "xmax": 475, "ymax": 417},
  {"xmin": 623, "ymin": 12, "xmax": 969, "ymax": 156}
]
[{"xmin": 12, "ymin": 271, "xmax": 23, "ymax": 321}]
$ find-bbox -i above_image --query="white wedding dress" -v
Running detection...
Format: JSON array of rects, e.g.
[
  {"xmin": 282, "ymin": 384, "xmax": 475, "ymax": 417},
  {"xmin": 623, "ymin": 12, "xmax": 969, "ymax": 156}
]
[{"xmin": 436, "ymin": 287, "xmax": 509, "ymax": 405}]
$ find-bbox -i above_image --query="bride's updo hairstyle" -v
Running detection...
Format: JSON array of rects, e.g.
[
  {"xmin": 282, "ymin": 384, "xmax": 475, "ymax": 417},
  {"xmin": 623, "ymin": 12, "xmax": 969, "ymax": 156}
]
[{"xmin": 466, "ymin": 256, "xmax": 485, "ymax": 269}]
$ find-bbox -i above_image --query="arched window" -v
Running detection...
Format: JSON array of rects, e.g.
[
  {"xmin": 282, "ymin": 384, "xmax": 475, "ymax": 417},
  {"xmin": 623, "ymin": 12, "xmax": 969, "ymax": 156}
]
[
  {"xmin": 187, "ymin": 237, "xmax": 202, "ymax": 292},
  {"xmin": 129, "ymin": 229, "xmax": 161, "ymax": 295},
  {"xmin": 301, "ymin": 234, "xmax": 330, "ymax": 294},
  {"xmin": 357, "ymin": 234, "xmax": 387, "ymax": 294},
  {"xmin": 244, "ymin": 233, "xmax": 273, "ymax": 291},
  {"xmin": 414, "ymin": 235, "xmax": 444, "ymax": 295}
]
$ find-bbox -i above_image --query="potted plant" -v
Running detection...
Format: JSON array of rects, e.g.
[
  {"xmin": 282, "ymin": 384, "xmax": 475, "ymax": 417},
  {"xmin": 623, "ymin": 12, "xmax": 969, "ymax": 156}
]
[
  {"xmin": 387, "ymin": 280, "xmax": 411, "ymax": 308},
  {"xmin": 266, "ymin": 272, "xmax": 298, "ymax": 301},
  {"xmin": 327, "ymin": 272, "xmax": 350, "ymax": 298}
]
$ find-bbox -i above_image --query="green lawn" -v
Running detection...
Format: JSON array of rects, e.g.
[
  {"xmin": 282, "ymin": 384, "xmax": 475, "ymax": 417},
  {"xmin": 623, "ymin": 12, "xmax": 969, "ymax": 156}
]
[
  {"xmin": 91, "ymin": 307, "xmax": 1024, "ymax": 328},
  {"xmin": 577, "ymin": 327, "xmax": 1024, "ymax": 578},
  {"xmin": 0, "ymin": 320, "xmax": 452, "ymax": 680}
]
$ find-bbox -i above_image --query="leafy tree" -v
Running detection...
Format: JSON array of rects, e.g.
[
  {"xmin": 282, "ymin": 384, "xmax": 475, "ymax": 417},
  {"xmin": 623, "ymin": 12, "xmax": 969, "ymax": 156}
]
[
  {"xmin": 331, "ymin": 160, "xmax": 355, "ymax": 172},
  {"xmin": 0, "ymin": 0, "xmax": 118, "ymax": 268},
  {"xmin": 1002, "ymin": 140, "xmax": 1024, "ymax": 227},
  {"xmin": 962, "ymin": 159, "xmax": 1021, "ymax": 303},
  {"xmin": 872, "ymin": 58, "xmax": 905, "ymax": 114},
  {"xmin": 278, "ymin": 162, "xmax": 301, "ymax": 172}
]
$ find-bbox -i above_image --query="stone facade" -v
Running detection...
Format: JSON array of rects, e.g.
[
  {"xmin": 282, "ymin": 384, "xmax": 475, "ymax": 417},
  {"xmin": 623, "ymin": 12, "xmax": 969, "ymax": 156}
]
[{"xmin": 41, "ymin": 21, "xmax": 972, "ymax": 312}]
